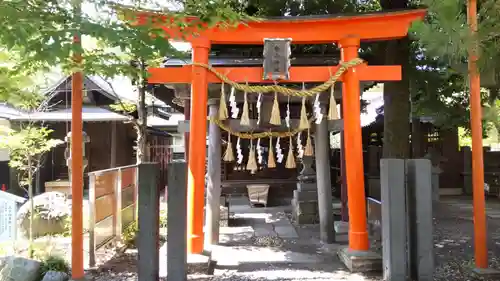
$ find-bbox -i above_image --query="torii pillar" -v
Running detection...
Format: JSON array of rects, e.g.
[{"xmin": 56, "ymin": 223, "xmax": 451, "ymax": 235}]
[
  {"xmin": 186, "ymin": 38, "xmax": 211, "ymax": 254},
  {"xmin": 340, "ymin": 37, "xmax": 368, "ymax": 251}
]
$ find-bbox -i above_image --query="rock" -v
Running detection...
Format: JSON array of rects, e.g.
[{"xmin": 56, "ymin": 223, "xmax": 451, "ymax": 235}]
[
  {"xmin": 17, "ymin": 192, "xmax": 73, "ymax": 239},
  {"xmin": 0, "ymin": 256, "xmax": 41, "ymax": 281},
  {"xmin": 41, "ymin": 271, "xmax": 69, "ymax": 281}
]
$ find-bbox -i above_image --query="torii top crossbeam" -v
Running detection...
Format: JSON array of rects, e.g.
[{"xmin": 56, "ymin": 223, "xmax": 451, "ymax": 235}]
[{"xmin": 136, "ymin": 9, "xmax": 426, "ymax": 44}]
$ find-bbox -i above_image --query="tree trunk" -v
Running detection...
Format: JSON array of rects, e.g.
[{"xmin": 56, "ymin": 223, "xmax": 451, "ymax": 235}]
[
  {"xmin": 136, "ymin": 61, "xmax": 148, "ymax": 164},
  {"xmin": 380, "ymin": 0, "xmax": 411, "ymax": 159},
  {"xmin": 27, "ymin": 156, "xmax": 34, "ymax": 258},
  {"xmin": 383, "ymin": 38, "xmax": 411, "ymax": 158}
]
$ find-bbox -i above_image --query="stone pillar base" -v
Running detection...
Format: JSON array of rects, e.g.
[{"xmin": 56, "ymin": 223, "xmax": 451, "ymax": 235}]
[
  {"xmin": 472, "ymin": 268, "xmax": 500, "ymax": 278},
  {"xmin": 337, "ymin": 247, "xmax": 382, "ymax": 273},
  {"xmin": 292, "ymin": 189, "xmax": 318, "ymax": 225}
]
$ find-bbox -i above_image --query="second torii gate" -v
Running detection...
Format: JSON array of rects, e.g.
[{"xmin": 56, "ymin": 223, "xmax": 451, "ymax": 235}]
[{"xmin": 140, "ymin": 9, "xmax": 426, "ymax": 258}]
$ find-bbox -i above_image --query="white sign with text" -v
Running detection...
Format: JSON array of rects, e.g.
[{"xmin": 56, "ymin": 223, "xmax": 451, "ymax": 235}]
[{"xmin": 0, "ymin": 190, "xmax": 26, "ymax": 242}]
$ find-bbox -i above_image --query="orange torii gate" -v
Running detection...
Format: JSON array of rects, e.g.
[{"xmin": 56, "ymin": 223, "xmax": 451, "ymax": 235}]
[{"xmin": 140, "ymin": 9, "xmax": 426, "ymax": 255}]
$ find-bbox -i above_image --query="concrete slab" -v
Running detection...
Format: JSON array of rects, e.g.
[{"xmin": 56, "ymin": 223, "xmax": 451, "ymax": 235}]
[
  {"xmin": 337, "ymin": 247, "xmax": 382, "ymax": 273},
  {"xmin": 254, "ymin": 224, "xmax": 276, "ymax": 237},
  {"xmin": 472, "ymin": 267, "xmax": 500, "ymax": 278},
  {"xmin": 187, "ymin": 254, "xmax": 216, "ymax": 275},
  {"xmin": 212, "ymin": 245, "xmax": 322, "ymax": 266},
  {"xmin": 219, "ymin": 226, "xmax": 254, "ymax": 244},
  {"xmin": 274, "ymin": 225, "xmax": 299, "ymax": 239}
]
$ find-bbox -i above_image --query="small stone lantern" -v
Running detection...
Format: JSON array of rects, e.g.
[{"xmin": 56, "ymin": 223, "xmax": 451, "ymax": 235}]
[{"xmin": 65, "ymin": 131, "xmax": 90, "ymax": 183}]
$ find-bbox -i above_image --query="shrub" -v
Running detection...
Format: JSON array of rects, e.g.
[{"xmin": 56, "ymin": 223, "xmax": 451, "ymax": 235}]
[
  {"xmin": 37, "ymin": 254, "xmax": 69, "ymax": 281},
  {"xmin": 122, "ymin": 210, "xmax": 168, "ymax": 248},
  {"xmin": 122, "ymin": 220, "xmax": 138, "ymax": 248}
]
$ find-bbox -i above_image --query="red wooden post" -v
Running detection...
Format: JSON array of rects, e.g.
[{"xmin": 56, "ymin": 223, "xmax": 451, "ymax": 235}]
[
  {"xmin": 186, "ymin": 38, "xmax": 211, "ymax": 254},
  {"xmin": 340, "ymin": 37, "xmax": 369, "ymax": 251}
]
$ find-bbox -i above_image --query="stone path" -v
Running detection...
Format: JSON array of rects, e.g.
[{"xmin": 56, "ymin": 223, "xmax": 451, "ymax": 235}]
[{"xmin": 200, "ymin": 197, "xmax": 378, "ymax": 281}]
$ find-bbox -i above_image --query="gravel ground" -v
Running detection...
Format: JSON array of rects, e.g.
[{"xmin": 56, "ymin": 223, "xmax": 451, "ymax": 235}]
[
  {"xmin": 86, "ymin": 199, "xmax": 500, "ymax": 281},
  {"xmin": 432, "ymin": 201, "xmax": 500, "ymax": 281}
]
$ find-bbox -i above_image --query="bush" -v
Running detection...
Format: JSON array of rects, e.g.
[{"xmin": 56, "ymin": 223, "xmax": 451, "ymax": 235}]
[
  {"xmin": 37, "ymin": 255, "xmax": 69, "ymax": 281},
  {"xmin": 122, "ymin": 210, "xmax": 168, "ymax": 248},
  {"xmin": 122, "ymin": 220, "xmax": 138, "ymax": 248}
]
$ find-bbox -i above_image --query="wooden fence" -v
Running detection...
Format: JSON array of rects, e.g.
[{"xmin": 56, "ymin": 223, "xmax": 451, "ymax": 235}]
[{"xmin": 88, "ymin": 165, "xmax": 138, "ymax": 266}]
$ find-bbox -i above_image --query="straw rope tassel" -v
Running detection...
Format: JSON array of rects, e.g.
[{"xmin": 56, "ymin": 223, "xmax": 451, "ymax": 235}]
[
  {"xmin": 267, "ymin": 136, "xmax": 276, "ymax": 168},
  {"xmin": 223, "ymin": 134, "xmax": 234, "ymax": 162},
  {"xmin": 240, "ymin": 90, "xmax": 250, "ymax": 126},
  {"xmin": 219, "ymin": 83, "xmax": 228, "ymax": 120},
  {"xmin": 299, "ymin": 84, "xmax": 309, "ymax": 129},
  {"xmin": 327, "ymin": 85, "xmax": 339, "ymax": 120},
  {"xmin": 246, "ymin": 140, "xmax": 258, "ymax": 172},
  {"xmin": 285, "ymin": 136, "xmax": 296, "ymax": 169},
  {"xmin": 270, "ymin": 92, "xmax": 281, "ymax": 125},
  {"xmin": 304, "ymin": 129, "xmax": 314, "ymax": 156}
]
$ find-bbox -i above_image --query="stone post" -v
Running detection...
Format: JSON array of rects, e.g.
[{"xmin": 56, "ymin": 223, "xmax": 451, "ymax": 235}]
[
  {"xmin": 204, "ymin": 99, "xmax": 222, "ymax": 248},
  {"xmin": 380, "ymin": 159, "xmax": 408, "ymax": 281},
  {"xmin": 292, "ymin": 156, "xmax": 318, "ymax": 224},
  {"xmin": 462, "ymin": 146, "xmax": 472, "ymax": 195},
  {"xmin": 137, "ymin": 163, "xmax": 160, "ymax": 281},
  {"xmin": 167, "ymin": 161, "xmax": 188, "ymax": 281},
  {"xmin": 406, "ymin": 159, "xmax": 434, "ymax": 281},
  {"xmin": 366, "ymin": 146, "xmax": 381, "ymax": 199},
  {"xmin": 424, "ymin": 148, "xmax": 443, "ymax": 202},
  {"xmin": 340, "ymin": 106, "xmax": 348, "ymax": 222},
  {"xmin": 315, "ymin": 105, "xmax": 335, "ymax": 243}
]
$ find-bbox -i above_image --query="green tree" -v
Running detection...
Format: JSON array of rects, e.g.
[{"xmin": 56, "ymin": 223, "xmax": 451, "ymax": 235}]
[
  {"xmin": 412, "ymin": 0, "xmax": 500, "ymax": 138},
  {"xmin": 0, "ymin": 126, "xmax": 63, "ymax": 257},
  {"xmin": 0, "ymin": 0, "xmax": 249, "ymax": 162}
]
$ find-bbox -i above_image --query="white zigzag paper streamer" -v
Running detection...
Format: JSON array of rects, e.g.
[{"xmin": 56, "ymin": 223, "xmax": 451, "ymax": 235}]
[
  {"xmin": 256, "ymin": 138, "xmax": 263, "ymax": 164},
  {"xmin": 229, "ymin": 87, "xmax": 239, "ymax": 118},
  {"xmin": 285, "ymin": 97, "xmax": 291, "ymax": 128},
  {"xmin": 236, "ymin": 137, "xmax": 243, "ymax": 164},
  {"xmin": 256, "ymin": 93, "xmax": 262, "ymax": 125},
  {"xmin": 296, "ymin": 132, "xmax": 304, "ymax": 158},
  {"xmin": 314, "ymin": 93, "xmax": 323, "ymax": 124},
  {"xmin": 276, "ymin": 137, "xmax": 284, "ymax": 163}
]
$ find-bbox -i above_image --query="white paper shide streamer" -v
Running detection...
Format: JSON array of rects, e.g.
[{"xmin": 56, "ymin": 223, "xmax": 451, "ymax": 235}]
[
  {"xmin": 313, "ymin": 93, "xmax": 323, "ymax": 124},
  {"xmin": 276, "ymin": 137, "xmax": 284, "ymax": 163},
  {"xmin": 285, "ymin": 97, "xmax": 291, "ymax": 128},
  {"xmin": 296, "ymin": 132, "xmax": 304, "ymax": 159},
  {"xmin": 256, "ymin": 138, "xmax": 263, "ymax": 164},
  {"xmin": 236, "ymin": 137, "xmax": 243, "ymax": 164},
  {"xmin": 229, "ymin": 87, "xmax": 239, "ymax": 118},
  {"xmin": 256, "ymin": 93, "xmax": 262, "ymax": 125}
]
